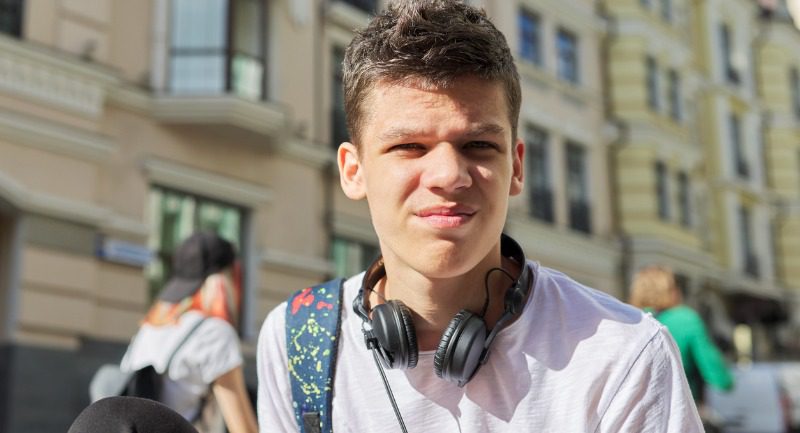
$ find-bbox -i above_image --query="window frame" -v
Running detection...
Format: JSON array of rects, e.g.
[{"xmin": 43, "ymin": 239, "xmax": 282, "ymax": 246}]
[
  {"xmin": 146, "ymin": 185, "xmax": 248, "ymax": 308},
  {"xmin": 677, "ymin": 171, "xmax": 691, "ymax": 227},
  {"xmin": 556, "ymin": 27, "xmax": 579, "ymax": 84},
  {"xmin": 655, "ymin": 161, "xmax": 670, "ymax": 221},
  {"xmin": 167, "ymin": 0, "xmax": 267, "ymax": 100},
  {"xmin": 519, "ymin": 8, "xmax": 543, "ymax": 66},
  {"xmin": 566, "ymin": 141, "xmax": 591, "ymax": 234},
  {"xmin": 729, "ymin": 113, "xmax": 748, "ymax": 179},
  {"xmin": 646, "ymin": 56, "xmax": 660, "ymax": 111},
  {"xmin": 525, "ymin": 124, "xmax": 553, "ymax": 223},
  {"xmin": 668, "ymin": 68, "xmax": 681, "ymax": 121}
]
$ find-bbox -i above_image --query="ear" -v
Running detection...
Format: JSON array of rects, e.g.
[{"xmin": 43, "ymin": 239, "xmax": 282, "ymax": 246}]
[
  {"xmin": 509, "ymin": 137, "xmax": 524, "ymax": 196},
  {"xmin": 338, "ymin": 142, "xmax": 367, "ymax": 200}
]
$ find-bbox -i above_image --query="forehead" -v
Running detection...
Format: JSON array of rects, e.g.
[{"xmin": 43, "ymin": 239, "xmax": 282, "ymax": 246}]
[{"xmin": 359, "ymin": 76, "xmax": 510, "ymax": 138}]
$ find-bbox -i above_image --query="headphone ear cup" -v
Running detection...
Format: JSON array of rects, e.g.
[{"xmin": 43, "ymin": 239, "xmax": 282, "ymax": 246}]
[
  {"xmin": 433, "ymin": 310, "xmax": 488, "ymax": 386},
  {"xmin": 371, "ymin": 300, "xmax": 418, "ymax": 369}
]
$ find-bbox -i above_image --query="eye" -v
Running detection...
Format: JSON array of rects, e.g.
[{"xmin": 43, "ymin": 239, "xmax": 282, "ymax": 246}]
[
  {"xmin": 464, "ymin": 141, "xmax": 498, "ymax": 150},
  {"xmin": 388, "ymin": 143, "xmax": 425, "ymax": 152}
]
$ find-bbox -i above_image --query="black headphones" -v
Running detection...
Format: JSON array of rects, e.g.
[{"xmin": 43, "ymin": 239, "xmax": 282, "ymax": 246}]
[{"xmin": 353, "ymin": 234, "xmax": 532, "ymax": 387}]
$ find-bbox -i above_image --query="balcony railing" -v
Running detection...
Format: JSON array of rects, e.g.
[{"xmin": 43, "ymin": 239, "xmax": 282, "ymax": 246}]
[{"xmin": 569, "ymin": 200, "xmax": 592, "ymax": 234}]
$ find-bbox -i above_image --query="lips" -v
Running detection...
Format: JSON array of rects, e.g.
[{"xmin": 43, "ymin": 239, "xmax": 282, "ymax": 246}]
[{"xmin": 415, "ymin": 205, "xmax": 476, "ymax": 228}]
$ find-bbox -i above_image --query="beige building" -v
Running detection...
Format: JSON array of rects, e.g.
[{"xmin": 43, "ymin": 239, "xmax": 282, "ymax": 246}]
[{"xmin": 0, "ymin": 0, "xmax": 620, "ymax": 430}]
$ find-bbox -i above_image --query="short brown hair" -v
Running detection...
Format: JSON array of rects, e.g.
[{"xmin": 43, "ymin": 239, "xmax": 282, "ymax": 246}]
[
  {"xmin": 342, "ymin": 0, "xmax": 521, "ymax": 145},
  {"xmin": 628, "ymin": 265, "xmax": 680, "ymax": 312}
]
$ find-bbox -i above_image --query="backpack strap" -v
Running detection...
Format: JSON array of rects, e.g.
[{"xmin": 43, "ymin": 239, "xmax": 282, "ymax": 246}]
[
  {"xmin": 167, "ymin": 316, "xmax": 209, "ymax": 423},
  {"xmin": 166, "ymin": 316, "xmax": 208, "ymax": 371},
  {"xmin": 285, "ymin": 278, "xmax": 345, "ymax": 433}
]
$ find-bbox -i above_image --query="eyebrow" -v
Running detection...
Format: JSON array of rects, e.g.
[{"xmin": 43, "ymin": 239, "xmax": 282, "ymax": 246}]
[{"xmin": 378, "ymin": 123, "xmax": 506, "ymax": 142}]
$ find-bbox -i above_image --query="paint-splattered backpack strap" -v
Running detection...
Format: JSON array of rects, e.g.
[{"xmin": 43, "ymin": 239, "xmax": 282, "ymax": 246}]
[{"xmin": 285, "ymin": 278, "xmax": 344, "ymax": 433}]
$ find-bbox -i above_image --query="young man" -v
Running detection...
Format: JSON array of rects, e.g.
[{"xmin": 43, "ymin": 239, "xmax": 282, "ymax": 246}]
[{"xmin": 257, "ymin": 1, "xmax": 702, "ymax": 432}]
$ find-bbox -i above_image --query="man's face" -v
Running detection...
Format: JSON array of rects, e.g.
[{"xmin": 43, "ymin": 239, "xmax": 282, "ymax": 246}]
[{"xmin": 338, "ymin": 76, "xmax": 524, "ymax": 278}]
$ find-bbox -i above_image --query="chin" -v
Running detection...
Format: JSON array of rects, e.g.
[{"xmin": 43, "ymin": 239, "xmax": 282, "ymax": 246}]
[{"xmin": 407, "ymin": 242, "xmax": 480, "ymax": 277}]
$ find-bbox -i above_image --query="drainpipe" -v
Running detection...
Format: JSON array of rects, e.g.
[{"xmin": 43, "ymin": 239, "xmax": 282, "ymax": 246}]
[{"xmin": 597, "ymin": 1, "xmax": 634, "ymax": 297}]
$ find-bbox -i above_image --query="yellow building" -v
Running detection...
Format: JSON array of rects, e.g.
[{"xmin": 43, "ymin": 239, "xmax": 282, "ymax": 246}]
[
  {"xmin": 602, "ymin": 0, "xmax": 717, "ymax": 307},
  {"xmin": 757, "ymin": 0, "xmax": 800, "ymax": 354},
  {"xmin": 603, "ymin": 0, "xmax": 795, "ymax": 360}
]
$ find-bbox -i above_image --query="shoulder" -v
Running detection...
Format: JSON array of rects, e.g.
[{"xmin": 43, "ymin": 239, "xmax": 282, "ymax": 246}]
[
  {"xmin": 522, "ymin": 263, "xmax": 665, "ymax": 369},
  {"xmin": 178, "ymin": 313, "xmax": 242, "ymax": 368},
  {"xmin": 181, "ymin": 311, "xmax": 239, "ymax": 348},
  {"xmin": 532, "ymin": 264, "xmax": 647, "ymax": 326}
]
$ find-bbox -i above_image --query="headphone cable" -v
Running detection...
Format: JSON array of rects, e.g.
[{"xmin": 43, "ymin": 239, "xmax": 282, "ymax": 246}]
[{"xmin": 370, "ymin": 347, "xmax": 409, "ymax": 433}]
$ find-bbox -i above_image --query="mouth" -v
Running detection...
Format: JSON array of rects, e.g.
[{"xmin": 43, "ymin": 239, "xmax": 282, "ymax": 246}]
[{"xmin": 415, "ymin": 205, "xmax": 476, "ymax": 228}]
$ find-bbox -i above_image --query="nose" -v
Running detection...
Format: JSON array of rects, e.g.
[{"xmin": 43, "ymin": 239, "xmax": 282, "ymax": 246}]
[{"xmin": 420, "ymin": 144, "xmax": 472, "ymax": 193}]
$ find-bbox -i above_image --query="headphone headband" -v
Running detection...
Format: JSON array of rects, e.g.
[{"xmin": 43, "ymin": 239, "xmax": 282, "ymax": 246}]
[
  {"xmin": 353, "ymin": 233, "xmax": 533, "ymax": 386},
  {"xmin": 353, "ymin": 234, "xmax": 531, "ymax": 330}
]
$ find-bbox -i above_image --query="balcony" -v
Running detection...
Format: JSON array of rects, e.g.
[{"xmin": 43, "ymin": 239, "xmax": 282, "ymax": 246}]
[{"xmin": 151, "ymin": 95, "xmax": 287, "ymax": 141}]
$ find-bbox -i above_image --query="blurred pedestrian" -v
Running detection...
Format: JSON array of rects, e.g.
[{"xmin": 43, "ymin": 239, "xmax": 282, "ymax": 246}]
[
  {"xmin": 629, "ymin": 265, "xmax": 733, "ymax": 429},
  {"xmin": 71, "ymin": 231, "xmax": 257, "ymax": 433}
]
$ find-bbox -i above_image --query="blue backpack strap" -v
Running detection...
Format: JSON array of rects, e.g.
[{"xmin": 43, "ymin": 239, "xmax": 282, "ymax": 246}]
[{"xmin": 285, "ymin": 278, "xmax": 344, "ymax": 433}]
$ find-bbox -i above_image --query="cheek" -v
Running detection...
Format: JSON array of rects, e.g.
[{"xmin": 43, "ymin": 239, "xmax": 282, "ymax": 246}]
[{"xmin": 367, "ymin": 162, "xmax": 420, "ymax": 197}]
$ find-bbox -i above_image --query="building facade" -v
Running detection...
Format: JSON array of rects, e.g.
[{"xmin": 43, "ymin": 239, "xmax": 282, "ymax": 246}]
[{"xmin": 603, "ymin": 0, "xmax": 799, "ymax": 362}]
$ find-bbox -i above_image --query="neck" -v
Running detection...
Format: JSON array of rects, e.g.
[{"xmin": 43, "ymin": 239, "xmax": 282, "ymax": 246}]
[{"xmin": 369, "ymin": 247, "xmax": 523, "ymax": 351}]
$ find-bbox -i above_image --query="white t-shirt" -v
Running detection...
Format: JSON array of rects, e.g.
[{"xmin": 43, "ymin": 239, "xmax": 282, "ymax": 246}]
[
  {"xmin": 121, "ymin": 310, "xmax": 243, "ymax": 422},
  {"xmin": 257, "ymin": 262, "xmax": 703, "ymax": 432}
]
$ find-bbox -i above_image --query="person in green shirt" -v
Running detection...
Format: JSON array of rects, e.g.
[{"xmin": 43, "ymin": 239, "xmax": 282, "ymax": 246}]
[{"xmin": 628, "ymin": 265, "xmax": 734, "ymax": 402}]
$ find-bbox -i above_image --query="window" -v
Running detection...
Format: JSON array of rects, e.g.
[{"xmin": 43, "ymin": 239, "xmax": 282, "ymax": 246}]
[
  {"xmin": 331, "ymin": 237, "xmax": 379, "ymax": 278},
  {"xmin": 525, "ymin": 124, "xmax": 553, "ymax": 222},
  {"xmin": 668, "ymin": 69, "xmax": 681, "ymax": 121},
  {"xmin": 566, "ymin": 142, "xmax": 591, "ymax": 233},
  {"xmin": 791, "ymin": 67, "xmax": 800, "ymax": 120},
  {"xmin": 739, "ymin": 206, "xmax": 758, "ymax": 278},
  {"xmin": 331, "ymin": 47, "xmax": 348, "ymax": 148},
  {"xmin": 147, "ymin": 186, "xmax": 245, "ymax": 301},
  {"xmin": 656, "ymin": 161, "xmax": 670, "ymax": 221},
  {"xmin": 640, "ymin": 0, "xmax": 652, "ymax": 9},
  {"xmin": 556, "ymin": 28, "xmax": 579, "ymax": 84},
  {"xmin": 0, "ymin": 0, "xmax": 22, "ymax": 37},
  {"xmin": 646, "ymin": 56, "xmax": 660, "ymax": 111},
  {"xmin": 677, "ymin": 171, "xmax": 691, "ymax": 227},
  {"xmin": 729, "ymin": 113, "xmax": 748, "ymax": 178},
  {"xmin": 660, "ymin": 0, "xmax": 672, "ymax": 21},
  {"xmin": 169, "ymin": 0, "xmax": 265, "ymax": 100},
  {"xmin": 719, "ymin": 23, "xmax": 739, "ymax": 84},
  {"xmin": 519, "ymin": 9, "xmax": 542, "ymax": 66},
  {"xmin": 340, "ymin": 0, "xmax": 378, "ymax": 13}
]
